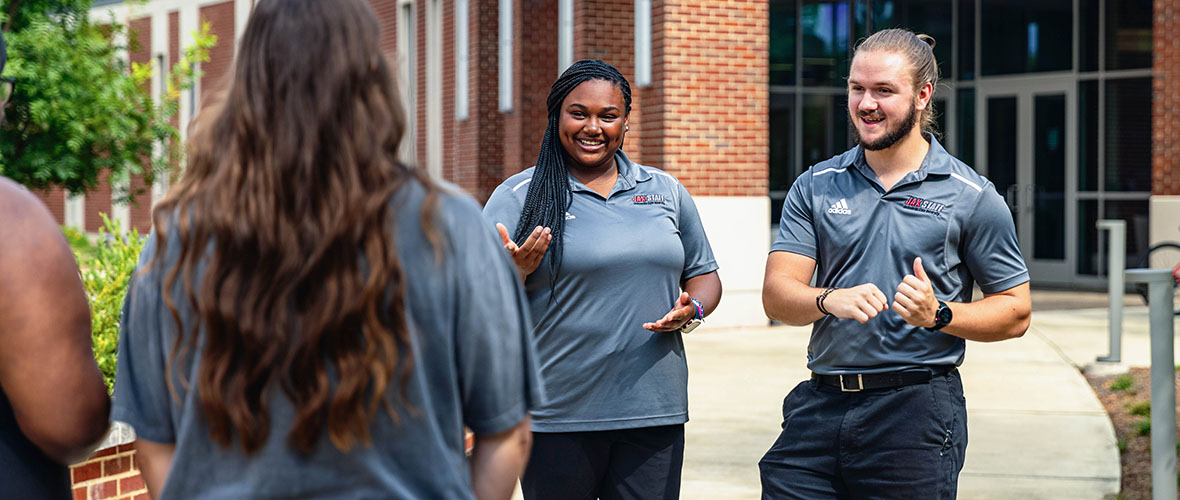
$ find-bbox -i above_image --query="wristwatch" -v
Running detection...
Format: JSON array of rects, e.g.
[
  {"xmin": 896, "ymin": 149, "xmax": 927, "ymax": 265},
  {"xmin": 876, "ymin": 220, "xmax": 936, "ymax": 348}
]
[
  {"xmin": 680, "ymin": 297, "xmax": 705, "ymax": 333},
  {"xmin": 932, "ymin": 300, "xmax": 952, "ymax": 330}
]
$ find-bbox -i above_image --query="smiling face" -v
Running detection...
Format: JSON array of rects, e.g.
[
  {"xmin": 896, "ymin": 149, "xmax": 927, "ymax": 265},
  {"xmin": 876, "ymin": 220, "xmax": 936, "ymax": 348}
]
[
  {"xmin": 847, "ymin": 50, "xmax": 930, "ymax": 151},
  {"xmin": 558, "ymin": 79, "xmax": 629, "ymax": 172}
]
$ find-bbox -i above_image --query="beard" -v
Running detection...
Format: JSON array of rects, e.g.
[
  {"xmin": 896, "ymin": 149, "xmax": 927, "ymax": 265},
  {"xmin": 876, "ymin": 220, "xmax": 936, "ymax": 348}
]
[{"xmin": 852, "ymin": 103, "xmax": 919, "ymax": 151}]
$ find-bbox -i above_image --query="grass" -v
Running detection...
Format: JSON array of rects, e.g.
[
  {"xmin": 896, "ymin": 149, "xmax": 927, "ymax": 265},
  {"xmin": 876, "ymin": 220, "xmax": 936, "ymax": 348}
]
[
  {"xmin": 1110, "ymin": 374, "xmax": 1135, "ymax": 392},
  {"xmin": 1128, "ymin": 401, "xmax": 1151, "ymax": 418},
  {"xmin": 1117, "ymin": 438, "xmax": 1127, "ymax": 453},
  {"xmin": 1135, "ymin": 419, "xmax": 1152, "ymax": 437}
]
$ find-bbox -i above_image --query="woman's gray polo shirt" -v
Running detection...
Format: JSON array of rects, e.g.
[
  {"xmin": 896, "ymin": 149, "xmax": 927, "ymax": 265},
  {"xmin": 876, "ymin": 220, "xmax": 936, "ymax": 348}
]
[
  {"xmin": 112, "ymin": 180, "xmax": 543, "ymax": 499},
  {"xmin": 772, "ymin": 135, "xmax": 1029, "ymax": 374},
  {"xmin": 483, "ymin": 152, "xmax": 718, "ymax": 432}
]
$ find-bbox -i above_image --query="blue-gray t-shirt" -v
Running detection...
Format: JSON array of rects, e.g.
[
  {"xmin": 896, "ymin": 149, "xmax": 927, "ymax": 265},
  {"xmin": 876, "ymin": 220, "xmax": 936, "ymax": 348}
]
[
  {"xmin": 772, "ymin": 135, "xmax": 1029, "ymax": 374},
  {"xmin": 483, "ymin": 152, "xmax": 718, "ymax": 432},
  {"xmin": 112, "ymin": 180, "xmax": 543, "ymax": 499}
]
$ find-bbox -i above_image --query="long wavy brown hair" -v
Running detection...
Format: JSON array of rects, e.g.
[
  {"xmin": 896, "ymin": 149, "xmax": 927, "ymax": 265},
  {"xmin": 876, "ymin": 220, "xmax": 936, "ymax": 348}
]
[{"xmin": 150, "ymin": 0, "xmax": 438, "ymax": 455}]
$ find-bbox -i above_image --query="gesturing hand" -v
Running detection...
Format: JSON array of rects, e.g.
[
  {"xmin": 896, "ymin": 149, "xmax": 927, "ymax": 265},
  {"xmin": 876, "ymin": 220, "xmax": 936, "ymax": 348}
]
[
  {"xmin": 643, "ymin": 292, "xmax": 696, "ymax": 332},
  {"xmin": 893, "ymin": 257, "xmax": 938, "ymax": 328},
  {"xmin": 496, "ymin": 223, "xmax": 552, "ymax": 281},
  {"xmin": 823, "ymin": 284, "xmax": 889, "ymax": 324}
]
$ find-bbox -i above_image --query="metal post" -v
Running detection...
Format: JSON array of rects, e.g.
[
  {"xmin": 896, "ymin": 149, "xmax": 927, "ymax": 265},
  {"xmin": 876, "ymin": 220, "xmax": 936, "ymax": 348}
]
[
  {"xmin": 1096, "ymin": 220, "xmax": 1126, "ymax": 362},
  {"xmin": 1125, "ymin": 269, "xmax": 1177, "ymax": 500}
]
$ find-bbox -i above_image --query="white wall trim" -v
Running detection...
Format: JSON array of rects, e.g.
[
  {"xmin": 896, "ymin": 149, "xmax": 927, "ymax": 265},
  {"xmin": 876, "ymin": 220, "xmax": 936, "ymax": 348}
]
[
  {"xmin": 693, "ymin": 196, "xmax": 770, "ymax": 328},
  {"xmin": 558, "ymin": 0, "xmax": 573, "ymax": 74},
  {"xmin": 426, "ymin": 0, "xmax": 443, "ymax": 178},
  {"xmin": 634, "ymin": 0, "xmax": 652, "ymax": 87},
  {"xmin": 455, "ymin": 0, "xmax": 470, "ymax": 120},
  {"xmin": 498, "ymin": 0, "xmax": 513, "ymax": 112}
]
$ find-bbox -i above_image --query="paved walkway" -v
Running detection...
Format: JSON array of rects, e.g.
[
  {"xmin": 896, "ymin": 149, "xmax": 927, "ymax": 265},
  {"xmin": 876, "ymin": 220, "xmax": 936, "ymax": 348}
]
[{"xmin": 679, "ymin": 294, "xmax": 1179, "ymax": 499}]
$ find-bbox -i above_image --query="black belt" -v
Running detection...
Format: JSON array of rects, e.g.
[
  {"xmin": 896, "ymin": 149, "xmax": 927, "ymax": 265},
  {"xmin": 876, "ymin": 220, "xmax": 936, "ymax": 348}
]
[{"xmin": 811, "ymin": 366, "xmax": 955, "ymax": 392}]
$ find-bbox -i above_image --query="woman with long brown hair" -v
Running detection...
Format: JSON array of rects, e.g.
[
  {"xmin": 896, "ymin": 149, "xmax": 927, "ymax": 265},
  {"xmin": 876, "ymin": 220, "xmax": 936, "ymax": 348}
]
[{"xmin": 111, "ymin": 0, "xmax": 540, "ymax": 498}]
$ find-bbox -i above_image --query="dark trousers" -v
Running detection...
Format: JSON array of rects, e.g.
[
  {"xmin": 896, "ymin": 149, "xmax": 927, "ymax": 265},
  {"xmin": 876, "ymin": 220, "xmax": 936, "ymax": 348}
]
[
  {"xmin": 759, "ymin": 370, "xmax": 968, "ymax": 500},
  {"xmin": 521, "ymin": 424, "xmax": 684, "ymax": 500}
]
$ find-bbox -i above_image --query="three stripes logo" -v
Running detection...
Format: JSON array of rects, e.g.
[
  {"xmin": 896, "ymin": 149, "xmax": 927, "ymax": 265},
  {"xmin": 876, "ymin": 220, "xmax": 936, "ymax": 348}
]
[{"xmin": 827, "ymin": 199, "xmax": 852, "ymax": 215}]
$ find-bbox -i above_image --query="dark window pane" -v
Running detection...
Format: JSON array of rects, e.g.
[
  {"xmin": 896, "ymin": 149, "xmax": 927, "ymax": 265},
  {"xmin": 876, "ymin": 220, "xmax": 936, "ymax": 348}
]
[
  {"xmin": 956, "ymin": 87, "xmax": 975, "ymax": 166},
  {"xmin": 803, "ymin": 93, "xmax": 850, "ymax": 167},
  {"xmin": 770, "ymin": 0, "xmax": 798, "ymax": 85},
  {"xmin": 1077, "ymin": 199, "xmax": 1098, "ymax": 275},
  {"xmin": 1106, "ymin": 0, "xmax": 1152, "ymax": 70},
  {"xmin": 981, "ymin": 0, "xmax": 1071, "ymax": 75},
  {"xmin": 869, "ymin": 0, "xmax": 953, "ymax": 79},
  {"xmin": 1033, "ymin": 94, "xmax": 1066, "ymax": 260},
  {"xmin": 1106, "ymin": 200, "xmax": 1151, "ymax": 267},
  {"xmin": 802, "ymin": 1, "xmax": 851, "ymax": 86},
  {"xmin": 1078, "ymin": 80, "xmax": 1098, "ymax": 192},
  {"xmin": 770, "ymin": 92, "xmax": 798, "ymax": 193},
  {"xmin": 1105, "ymin": 78, "xmax": 1152, "ymax": 192},
  {"xmin": 1079, "ymin": 0, "xmax": 1098, "ymax": 72},
  {"xmin": 957, "ymin": 0, "xmax": 974, "ymax": 80},
  {"xmin": 987, "ymin": 96, "xmax": 1018, "ymax": 218}
]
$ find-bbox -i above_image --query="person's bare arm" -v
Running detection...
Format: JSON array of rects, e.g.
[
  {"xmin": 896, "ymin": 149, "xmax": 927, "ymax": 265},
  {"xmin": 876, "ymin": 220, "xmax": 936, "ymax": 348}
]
[
  {"xmin": 893, "ymin": 257, "xmax": 1030, "ymax": 342},
  {"xmin": 133, "ymin": 439, "xmax": 175, "ymax": 498},
  {"xmin": 762, "ymin": 251, "xmax": 888, "ymax": 326},
  {"xmin": 0, "ymin": 178, "xmax": 111, "ymax": 464},
  {"xmin": 469, "ymin": 417, "xmax": 532, "ymax": 500}
]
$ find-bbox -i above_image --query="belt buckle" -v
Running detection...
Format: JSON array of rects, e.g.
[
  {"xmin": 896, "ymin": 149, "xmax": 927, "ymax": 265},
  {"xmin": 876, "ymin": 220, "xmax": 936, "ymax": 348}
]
[{"xmin": 840, "ymin": 374, "xmax": 863, "ymax": 392}]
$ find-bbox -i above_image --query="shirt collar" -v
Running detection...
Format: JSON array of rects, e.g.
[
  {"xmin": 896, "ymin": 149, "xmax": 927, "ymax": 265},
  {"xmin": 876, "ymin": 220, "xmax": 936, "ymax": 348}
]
[
  {"xmin": 567, "ymin": 150, "xmax": 646, "ymax": 196},
  {"xmin": 849, "ymin": 132, "xmax": 953, "ymax": 186}
]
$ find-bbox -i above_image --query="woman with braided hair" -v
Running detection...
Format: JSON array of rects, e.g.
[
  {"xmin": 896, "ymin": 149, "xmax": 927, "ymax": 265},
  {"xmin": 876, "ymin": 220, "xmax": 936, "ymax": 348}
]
[{"xmin": 484, "ymin": 59, "xmax": 722, "ymax": 499}]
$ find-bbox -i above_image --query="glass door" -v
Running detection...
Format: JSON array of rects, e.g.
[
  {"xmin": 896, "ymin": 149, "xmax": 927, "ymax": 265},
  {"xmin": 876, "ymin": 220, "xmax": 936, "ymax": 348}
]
[{"xmin": 978, "ymin": 81, "xmax": 1074, "ymax": 284}]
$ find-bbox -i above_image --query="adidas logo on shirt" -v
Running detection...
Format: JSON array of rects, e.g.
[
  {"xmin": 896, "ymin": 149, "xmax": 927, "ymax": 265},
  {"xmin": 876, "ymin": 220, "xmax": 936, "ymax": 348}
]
[{"xmin": 827, "ymin": 199, "xmax": 851, "ymax": 215}]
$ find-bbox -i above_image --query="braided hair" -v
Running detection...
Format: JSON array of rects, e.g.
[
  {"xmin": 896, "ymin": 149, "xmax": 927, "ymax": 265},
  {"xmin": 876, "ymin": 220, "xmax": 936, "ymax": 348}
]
[{"xmin": 513, "ymin": 59, "xmax": 632, "ymax": 288}]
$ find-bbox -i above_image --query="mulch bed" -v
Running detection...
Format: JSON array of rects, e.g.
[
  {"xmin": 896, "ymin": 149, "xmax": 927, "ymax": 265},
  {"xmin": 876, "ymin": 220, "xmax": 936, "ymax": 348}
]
[{"xmin": 1085, "ymin": 367, "xmax": 1180, "ymax": 500}]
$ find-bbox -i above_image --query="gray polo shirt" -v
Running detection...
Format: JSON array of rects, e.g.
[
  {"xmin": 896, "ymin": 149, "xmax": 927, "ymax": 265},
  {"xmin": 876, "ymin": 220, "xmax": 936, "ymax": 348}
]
[
  {"xmin": 483, "ymin": 151, "xmax": 718, "ymax": 432},
  {"xmin": 773, "ymin": 135, "xmax": 1028, "ymax": 375},
  {"xmin": 112, "ymin": 180, "xmax": 543, "ymax": 499}
]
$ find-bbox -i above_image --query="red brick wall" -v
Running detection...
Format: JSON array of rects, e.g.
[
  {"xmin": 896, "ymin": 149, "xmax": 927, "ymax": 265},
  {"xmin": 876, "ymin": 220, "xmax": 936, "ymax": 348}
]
[
  {"xmin": 370, "ymin": 0, "xmax": 398, "ymax": 58},
  {"xmin": 1154, "ymin": 0, "xmax": 1180, "ymax": 195},
  {"xmin": 647, "ymin": 0, "xmax": 767, "ymax": 197},
  {"xmin": 70, "ymin": 445, "xmax": 147, "ymax": 500},
  {"xmin": 501, "ymin": 0, "xmax": 558, "ymax": 179},
  {"xmin": 575, "ymin": 0, "xmax": 645, "ymax": 166},
  {"xmin": 84, "ymin": 171, "xmax": 113, "ymax": 232},
  {"xmin": 442, "ymin": 0, "xmax": 456, "ymax": 183},
  {"xmin": 128, "ymin": 17, "xmax": 153, "ymax": 234},
  {"xmin": 33, "ymin": 187, "xmax": 67, "ymax": 223},
  {"xmin": 200, "ymin": 1, "xmax": 236, "ymax": 105}
]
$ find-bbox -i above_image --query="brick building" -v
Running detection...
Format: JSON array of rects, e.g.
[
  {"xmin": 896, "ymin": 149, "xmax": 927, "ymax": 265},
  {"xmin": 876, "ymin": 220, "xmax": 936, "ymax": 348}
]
[{"xmin": 66, "ymin": 0, "xmax": 1180, "ymax": 310}]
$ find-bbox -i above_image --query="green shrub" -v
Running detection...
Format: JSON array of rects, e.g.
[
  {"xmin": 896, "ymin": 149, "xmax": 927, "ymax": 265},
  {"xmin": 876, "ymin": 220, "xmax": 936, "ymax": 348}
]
[
  {"xmin": 72, "ymin": 214, "xmax": 147, "ymax": 394},
  {"xmin": 1128, "ymin": 400, "xmax": 1151, "ymax": 418},
  {"xmin": 1117, "ymin": 438, "xmax": 1127, "ymax": 453},
  {"xmin": 1135, "ymin": 419, "xmax": 1151, "ymax": 437},
  {"xmin": 1109, "ymin": 374, "xmax": 1134, "ymax": 392}
]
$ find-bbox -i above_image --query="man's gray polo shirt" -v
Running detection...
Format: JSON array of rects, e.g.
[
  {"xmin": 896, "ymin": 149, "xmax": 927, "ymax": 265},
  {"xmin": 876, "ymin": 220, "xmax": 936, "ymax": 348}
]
[
  {"xmin": 483, "ymin": 151, "xmax": 718, "ymax": 432},
  {"xmin": 772, "ymin": 135, "xmax": 1028, "ymax": 375}
]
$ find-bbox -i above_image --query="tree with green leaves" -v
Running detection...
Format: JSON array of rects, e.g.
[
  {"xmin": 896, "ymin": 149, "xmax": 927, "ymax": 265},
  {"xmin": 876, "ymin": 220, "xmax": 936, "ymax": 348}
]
[{"xmin": 0, "ymin": 0, "xmax": 215, "ymax": 200}]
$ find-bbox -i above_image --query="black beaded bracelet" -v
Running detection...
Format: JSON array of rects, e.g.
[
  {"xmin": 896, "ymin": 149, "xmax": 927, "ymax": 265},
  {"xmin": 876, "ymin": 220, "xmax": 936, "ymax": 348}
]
[{"xmin": 816, "ymin": 287, "xmax": 837, "ymax": 316}]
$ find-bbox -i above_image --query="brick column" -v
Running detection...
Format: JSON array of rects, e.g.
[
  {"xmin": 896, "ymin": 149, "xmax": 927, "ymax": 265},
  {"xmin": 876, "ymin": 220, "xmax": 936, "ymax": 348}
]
[
  {"xmin": 575, "ymin": 0, "xmax": 645, "ymax": 166},
  {"xmin": 455, "ymin": 0, "xmax": 504, "ymax": 202},
  {"xmin": 501, "ymin": 0, "xmax": 558, "ymax": 178},
  {"xmin": 199, "ymin": 1, "xmax": 235, "ymax": 105},
  {"xmin": 1151, "ymin": 0, "xmax": 1180, "ymax": 247},
  {"xmin": 648, "ymin": 0, "xmax": 767, "ymax": 197},
  {"xmin": 128, "ymin": 16, "xmax": 154, "ymax": 234}
]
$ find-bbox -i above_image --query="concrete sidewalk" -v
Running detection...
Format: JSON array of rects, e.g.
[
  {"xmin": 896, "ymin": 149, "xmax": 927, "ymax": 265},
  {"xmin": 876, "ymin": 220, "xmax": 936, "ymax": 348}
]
[{"xmin": 679, "ymin": 298, "xmax": 1179, "ymax": 499}]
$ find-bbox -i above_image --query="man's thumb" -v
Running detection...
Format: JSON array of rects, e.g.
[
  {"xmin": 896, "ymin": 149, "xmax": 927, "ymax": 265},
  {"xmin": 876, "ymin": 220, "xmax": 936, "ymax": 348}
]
[{"xmin": 914, "ymin": 257, "xmax": 930, "ymax": 282}]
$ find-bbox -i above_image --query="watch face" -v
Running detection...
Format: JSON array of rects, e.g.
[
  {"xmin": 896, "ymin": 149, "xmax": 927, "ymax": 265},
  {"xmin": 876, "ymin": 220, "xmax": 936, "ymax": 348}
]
[{"xmin": 681, "ymin": 318, "xmax": 703, "ymax": 333}]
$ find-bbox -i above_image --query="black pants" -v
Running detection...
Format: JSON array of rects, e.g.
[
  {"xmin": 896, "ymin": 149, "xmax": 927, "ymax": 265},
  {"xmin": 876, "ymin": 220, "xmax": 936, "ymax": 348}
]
[
  {"xmin": 521, "ymin": 424, "xmax": 685, "ymax": 500},
  {"xmin": 759, "ymin": 370, "xmax": 968, "ymax": 499}
]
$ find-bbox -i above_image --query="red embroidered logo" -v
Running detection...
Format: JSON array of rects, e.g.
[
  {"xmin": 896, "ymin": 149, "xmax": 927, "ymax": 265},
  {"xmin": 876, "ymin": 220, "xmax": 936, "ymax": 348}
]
[{"xmin": 902, "ymin": 196, "xmax": 946, "ymax": 215}]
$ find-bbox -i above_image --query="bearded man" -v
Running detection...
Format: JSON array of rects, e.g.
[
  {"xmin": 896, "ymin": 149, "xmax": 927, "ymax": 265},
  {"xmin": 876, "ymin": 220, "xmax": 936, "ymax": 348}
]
[{"xmin": 758, "ymin": 28, "xmax": 1031, "ymax": 499}]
